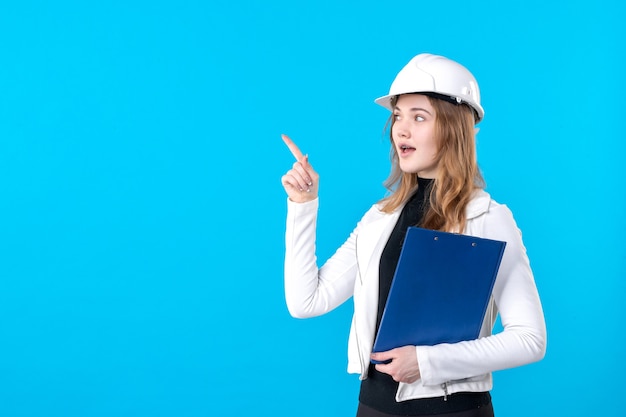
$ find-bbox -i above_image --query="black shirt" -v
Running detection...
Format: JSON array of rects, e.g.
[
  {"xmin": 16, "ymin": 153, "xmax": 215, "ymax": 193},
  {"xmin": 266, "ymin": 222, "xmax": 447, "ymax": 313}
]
[{"xmin": 358, "ymin": 178, "xmax": 490, "ymax": 415}]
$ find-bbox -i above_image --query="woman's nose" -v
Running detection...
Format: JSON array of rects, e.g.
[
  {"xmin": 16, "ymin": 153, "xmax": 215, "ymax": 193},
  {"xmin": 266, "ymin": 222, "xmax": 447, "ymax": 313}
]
[{"xmin": 395, "ymin": 123, "xmax": 409, "ymax": 138}]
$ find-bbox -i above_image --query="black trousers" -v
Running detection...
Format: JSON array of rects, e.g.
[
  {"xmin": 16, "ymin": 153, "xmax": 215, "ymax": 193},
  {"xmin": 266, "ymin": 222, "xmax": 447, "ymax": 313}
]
[{"xmin": 356, "ymin": 401, "xmax": 495, "ymax": 417}]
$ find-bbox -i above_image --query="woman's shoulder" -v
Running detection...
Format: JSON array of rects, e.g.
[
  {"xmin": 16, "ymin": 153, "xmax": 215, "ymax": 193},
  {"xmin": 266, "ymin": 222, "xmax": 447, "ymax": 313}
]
[
  {"xmin": 467, "ymin": 189, "xmax": 517, "ymax": 223},
  {"xmin": 468, "ymin": 189, "xmax": 508, "ymax": 211},
  {"xmin": 354, "ymin": 199, "xmax": 400, "ymax": 226},
  {"xmin": 362, "ymin": 201, "xmax": 390, "ymax": 219},
  {"xmin": 466, "ymin": 189, "xmax": 522, "ymax": 238},
  {"xmin": 466, "ymin": 189, "xmax": 493, "ymax": 219}
]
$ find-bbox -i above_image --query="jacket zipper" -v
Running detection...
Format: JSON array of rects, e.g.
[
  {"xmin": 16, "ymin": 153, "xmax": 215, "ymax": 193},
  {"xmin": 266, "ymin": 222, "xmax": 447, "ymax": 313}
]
[{"xmin": 441, "ymin": 382, "xmax": 449, "ymax": 401}]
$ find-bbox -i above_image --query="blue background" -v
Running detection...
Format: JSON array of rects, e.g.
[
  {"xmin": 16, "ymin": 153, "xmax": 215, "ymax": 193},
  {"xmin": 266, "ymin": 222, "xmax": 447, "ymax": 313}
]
[{"xmin": 0, "ymin": 1, "xmax": 623, "ymax": 416}]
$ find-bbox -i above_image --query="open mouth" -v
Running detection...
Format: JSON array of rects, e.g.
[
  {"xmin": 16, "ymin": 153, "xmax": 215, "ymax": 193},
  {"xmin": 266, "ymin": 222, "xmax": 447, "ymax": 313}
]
[{"xmin": 399, "ymin": 144, "xmax": 416, "ymax": 155}]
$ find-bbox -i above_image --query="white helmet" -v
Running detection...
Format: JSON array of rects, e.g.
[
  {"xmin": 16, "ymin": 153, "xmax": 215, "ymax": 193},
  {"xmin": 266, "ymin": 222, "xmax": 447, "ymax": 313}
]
[{"xmin": 375, "ymin": 53, "xmax": 484, "ymax": 123}]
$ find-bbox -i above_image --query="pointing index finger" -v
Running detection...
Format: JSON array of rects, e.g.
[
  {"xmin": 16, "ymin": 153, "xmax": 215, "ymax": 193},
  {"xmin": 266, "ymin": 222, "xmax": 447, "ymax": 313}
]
[{"xmin": 281, "ymin": 134, "xmax": 305, "ymax": 162}]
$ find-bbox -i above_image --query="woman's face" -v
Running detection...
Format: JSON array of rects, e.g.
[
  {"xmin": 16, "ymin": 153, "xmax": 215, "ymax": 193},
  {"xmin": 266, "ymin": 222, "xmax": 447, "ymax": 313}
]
[{"xmin": 391, "ymin": 94, "xmax": 439, "ymax": 178}]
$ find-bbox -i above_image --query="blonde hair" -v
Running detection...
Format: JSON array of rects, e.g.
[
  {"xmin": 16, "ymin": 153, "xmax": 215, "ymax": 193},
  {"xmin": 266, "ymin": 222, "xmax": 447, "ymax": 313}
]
[{"xmin": 378, "ymin": 94, "xmax": 485, "ymax": 232}]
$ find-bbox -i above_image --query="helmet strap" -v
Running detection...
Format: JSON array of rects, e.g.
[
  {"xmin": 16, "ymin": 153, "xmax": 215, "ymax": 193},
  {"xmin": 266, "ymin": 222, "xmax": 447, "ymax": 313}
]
[{"xmin": 420, "ymin": 92, "xmax": 461, "ymax": 106}]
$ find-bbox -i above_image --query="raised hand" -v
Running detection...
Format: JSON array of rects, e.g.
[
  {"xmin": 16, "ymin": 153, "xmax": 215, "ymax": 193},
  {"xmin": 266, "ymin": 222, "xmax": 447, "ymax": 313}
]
[{"xmin": 280, "ymin": 134, "xmax": 319, "ymax": 203}]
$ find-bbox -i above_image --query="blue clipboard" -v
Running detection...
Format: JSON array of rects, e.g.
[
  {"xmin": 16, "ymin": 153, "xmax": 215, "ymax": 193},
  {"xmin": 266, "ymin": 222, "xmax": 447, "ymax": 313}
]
[{"xmin": 371, "ymin": 227, "xmax": 506, "ymax": 362}]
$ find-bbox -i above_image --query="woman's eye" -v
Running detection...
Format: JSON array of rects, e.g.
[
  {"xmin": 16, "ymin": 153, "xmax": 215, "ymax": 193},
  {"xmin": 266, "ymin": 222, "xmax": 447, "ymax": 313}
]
[
  {"xmin": 393, "ymin": 114, "xmax": 401, "ymax": 121},
  {"xmin": 415, "ymin": 115, "xmax": 425, "ymax": 122}
]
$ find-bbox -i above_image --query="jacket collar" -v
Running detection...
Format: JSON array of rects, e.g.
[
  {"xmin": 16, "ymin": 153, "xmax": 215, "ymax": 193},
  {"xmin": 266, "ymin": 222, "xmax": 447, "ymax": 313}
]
[
  {"xmin": 466, "ymin": 189, "xmax": 491, "ymax": 220},
  {"xmin": 383, "ymin": 188, "xmax": 491, "ymax": 220}
]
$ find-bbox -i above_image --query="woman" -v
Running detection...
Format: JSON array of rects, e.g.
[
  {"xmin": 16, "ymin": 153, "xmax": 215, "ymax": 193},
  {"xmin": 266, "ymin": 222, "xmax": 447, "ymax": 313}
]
[{"xmin": 281, "ymin": 53, "xmax": 546, "ymax": 417}]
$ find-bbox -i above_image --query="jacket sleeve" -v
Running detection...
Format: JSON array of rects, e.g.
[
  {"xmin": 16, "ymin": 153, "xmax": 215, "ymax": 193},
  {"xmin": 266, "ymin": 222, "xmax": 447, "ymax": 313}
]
[
  {"xmin": 416, "ymin": 203, "xmax": 547, "ymax": 386},
  {"xmin": 284, "ymin": 198, "xmax": 362, "ymax": 318}
]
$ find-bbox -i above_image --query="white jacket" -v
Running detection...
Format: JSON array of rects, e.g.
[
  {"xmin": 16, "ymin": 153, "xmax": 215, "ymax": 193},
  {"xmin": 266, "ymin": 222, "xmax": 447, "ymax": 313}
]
[{"xmin": 284, "ymin": 190, "xmax": 546, "ymax": 402}]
